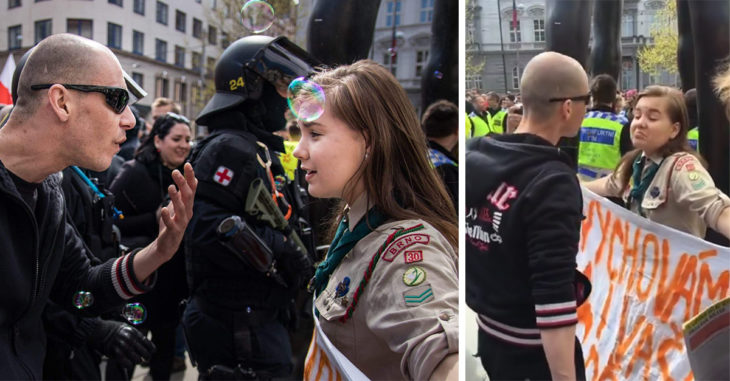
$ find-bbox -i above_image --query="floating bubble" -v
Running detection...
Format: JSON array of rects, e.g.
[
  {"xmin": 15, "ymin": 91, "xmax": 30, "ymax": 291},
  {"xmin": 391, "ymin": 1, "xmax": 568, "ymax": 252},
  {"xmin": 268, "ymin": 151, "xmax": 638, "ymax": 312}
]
[
  {"xmin": 292, "ymin": 0, "xmax": 299, "ymax": 4},
  {"xmin": 387, "ymin": 47, "xmax": 397, "ymax": 57},
  {"xmin": 240, "ymin": 0, "xmax": 275, "ymax": 34},
  {"xmin": 72, "ymin": 291, "xmax": 94, "ymax": 309},
  {"xmin": 434, "ymin": 70, "xmax": 444, "ymax": 79},
  {"xmin": 287, "ymin": 77, "xmax": 326, "ymax": 122},
  {"xmin": 122, "ymin": 302, "xmax": 147, "ymax": 325}
]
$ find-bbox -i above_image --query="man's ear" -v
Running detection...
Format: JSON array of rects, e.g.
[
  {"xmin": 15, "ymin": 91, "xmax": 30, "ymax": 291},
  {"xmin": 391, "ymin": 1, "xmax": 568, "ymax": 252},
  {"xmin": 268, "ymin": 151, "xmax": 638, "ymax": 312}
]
[
  {"xmin": 562, "ymin": 100, "xmax": 573, "ymax": 120},
  {"xmin": 47, "ymin": 85, "xmax": 71, "ymax": 123}
]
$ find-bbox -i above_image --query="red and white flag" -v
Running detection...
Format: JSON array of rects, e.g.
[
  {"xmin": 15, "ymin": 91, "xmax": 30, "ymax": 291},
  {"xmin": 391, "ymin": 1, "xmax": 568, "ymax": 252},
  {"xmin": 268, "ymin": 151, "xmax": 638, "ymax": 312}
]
[{"xmin": 0, "ymin": 53, "xmax": 15, "ymax": 105}]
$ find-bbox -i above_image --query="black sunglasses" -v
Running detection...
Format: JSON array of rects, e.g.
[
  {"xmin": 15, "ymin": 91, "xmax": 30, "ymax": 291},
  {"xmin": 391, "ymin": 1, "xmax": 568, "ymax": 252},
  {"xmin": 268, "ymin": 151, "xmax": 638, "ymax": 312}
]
[
  {"xmin": 548, "ymin": 93, "xmax": 591, "ymax": 104},
  {"xmin": 161, "ymin": 112, "xmax": 190, "ymax": 125},
  {"xmin": 31, "ymin": 84, "xmax": 130, "ymax": 114},
  {"xmin": 548, "ymin": 93, "xmax": 591, "ymax": 103}
]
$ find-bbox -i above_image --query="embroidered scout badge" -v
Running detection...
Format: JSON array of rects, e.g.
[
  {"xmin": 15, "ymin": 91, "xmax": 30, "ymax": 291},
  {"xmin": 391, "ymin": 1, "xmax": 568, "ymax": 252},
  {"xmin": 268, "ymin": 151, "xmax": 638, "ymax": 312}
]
[
  {"xmin": 382, "ymin": 233, "xmax": 430, "ymax": 262},
  {"xmin": 403, "ymin": 266, "xmax": 426, "ymax": 286},
  {"xmin": 404, "ymin": 250, "xmax": 423, "ymax": 264},
  {"xmin": 213, "ymin": 166, "xmax": 234, "ymax": 186},
  {"xmin": 403, "ymin": 283, "xmax": 433, "ymax": 307}
]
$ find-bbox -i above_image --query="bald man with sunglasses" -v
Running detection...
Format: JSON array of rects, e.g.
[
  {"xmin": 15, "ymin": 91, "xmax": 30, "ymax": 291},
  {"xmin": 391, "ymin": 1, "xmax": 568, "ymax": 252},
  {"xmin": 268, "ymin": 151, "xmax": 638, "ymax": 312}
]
[{"xmin": 0, "ymin": 34, "xmax": 197, "ymax": 379}]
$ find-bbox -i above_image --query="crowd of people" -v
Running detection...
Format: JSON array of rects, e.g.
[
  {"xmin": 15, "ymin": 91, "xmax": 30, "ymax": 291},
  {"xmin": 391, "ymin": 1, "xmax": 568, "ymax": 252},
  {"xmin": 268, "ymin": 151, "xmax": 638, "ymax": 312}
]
[
  {"xmin": 0, "ymin": 32, "xmax": 458, "ymax": 381},
  {"xmin": 467, "ymin": 50, "xmax": 730, "ymax": 380}
]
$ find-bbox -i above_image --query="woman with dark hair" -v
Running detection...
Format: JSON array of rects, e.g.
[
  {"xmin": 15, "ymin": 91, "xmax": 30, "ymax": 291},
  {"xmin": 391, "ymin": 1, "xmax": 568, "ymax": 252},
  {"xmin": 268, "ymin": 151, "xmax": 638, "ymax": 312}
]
[
  {"xmin": 109, "ymin": 112, "xmax": 192, "ymax": 379},
  {"xmin": 293, "ymin": 60, "xmax": 458, "ymax": 380},
  {"xmin": 584, "ymin": 85, "xmax": 730, "ymax": 239}
]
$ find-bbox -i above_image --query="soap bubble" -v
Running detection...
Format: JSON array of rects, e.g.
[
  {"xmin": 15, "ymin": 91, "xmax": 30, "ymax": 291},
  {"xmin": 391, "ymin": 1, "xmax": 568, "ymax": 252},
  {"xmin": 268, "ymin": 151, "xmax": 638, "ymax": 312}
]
[
  {"xmin": 72, "ymin": 291, "xmax": 94, "ymax": 309},
  {"xmin": 122, "ymin": 302, "xmax": 147, "ymax": 325},
  {"xmin": 240, "ymin": 0, "xmax": 275, "ymax": 34},
  {"xmin": 287, "ymin": 77, "xmax": 326, "ymax": 122},
  {"xmin": 434, "ymin": 70, "xmax": 444, "ymax": 79}
]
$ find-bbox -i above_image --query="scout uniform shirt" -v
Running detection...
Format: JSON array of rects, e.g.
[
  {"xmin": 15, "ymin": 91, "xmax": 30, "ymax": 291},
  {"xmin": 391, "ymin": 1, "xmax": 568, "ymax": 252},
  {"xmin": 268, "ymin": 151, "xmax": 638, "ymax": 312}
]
[
  {"xmin": 314, "ymin": 195, "xmax": 458, "ymax": 380},
  {"xmin": 604, "ymin": 152, "xmax": 730, "ymax": 237}
]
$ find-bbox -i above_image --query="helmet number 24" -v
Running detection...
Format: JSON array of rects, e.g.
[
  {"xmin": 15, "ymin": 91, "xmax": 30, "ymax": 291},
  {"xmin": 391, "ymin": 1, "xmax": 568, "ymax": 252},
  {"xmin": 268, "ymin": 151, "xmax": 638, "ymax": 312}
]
[{"xmin": 229, "ymin": 77, "xmax": 245, "ymax": 91}]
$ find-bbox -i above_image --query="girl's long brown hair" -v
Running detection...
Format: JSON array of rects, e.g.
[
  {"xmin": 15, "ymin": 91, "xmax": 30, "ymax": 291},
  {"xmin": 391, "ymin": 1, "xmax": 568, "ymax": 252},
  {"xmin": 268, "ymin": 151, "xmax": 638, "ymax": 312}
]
[
  {"xmin": 304, "ymin": 60, "xmax": 457, "ymax": 250},
  {"xmin": 615, "ymin": 85, "xmax": 706, "ymax": 190}
]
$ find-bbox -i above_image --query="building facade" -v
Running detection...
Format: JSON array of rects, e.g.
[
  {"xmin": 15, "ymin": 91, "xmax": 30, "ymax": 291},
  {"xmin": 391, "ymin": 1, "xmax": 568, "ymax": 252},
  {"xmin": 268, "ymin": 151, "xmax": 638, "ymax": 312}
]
[
  {"xmin": 295, "ymin": 0, "xmax": 436, "ymax": 113},
  {"xmin": 466, "ymin": 0, "xmax": 678, "ymax": 94},
  {"xmin": 0, "ymin": 0, "xmax": 298, "ymax": 120}
]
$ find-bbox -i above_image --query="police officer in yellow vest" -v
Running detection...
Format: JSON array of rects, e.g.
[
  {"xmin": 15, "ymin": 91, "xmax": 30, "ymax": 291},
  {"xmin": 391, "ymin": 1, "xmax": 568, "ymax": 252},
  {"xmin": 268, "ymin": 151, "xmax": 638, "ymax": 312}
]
[
  {"xmin": 466, "ymin": 98, "xmax": 490, "ymax": 138},
  {"xmin": 491, "ymin": 95, "xmax": 514, "ymax": 134},
  {"xmin": 684, "ymin": 89, "xmax": 700, "ymax": 152},
  {"xmin": 483, "ymin": 91, "xmax": 503, "ymax": 135},
  {"xmin": 278, "ymin": 121, "xmax": 301, "ymax": 180},
  {"xmin": 577, "ymin": 74, "xmax": 633, "ymax": 180}
]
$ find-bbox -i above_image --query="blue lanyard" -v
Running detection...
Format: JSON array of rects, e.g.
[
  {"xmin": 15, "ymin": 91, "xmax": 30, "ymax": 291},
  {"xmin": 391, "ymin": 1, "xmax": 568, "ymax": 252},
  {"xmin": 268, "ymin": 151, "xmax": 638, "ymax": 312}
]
[{"xmin": 70, "ymin": 166, "xmax": 124, "ymax": 220}]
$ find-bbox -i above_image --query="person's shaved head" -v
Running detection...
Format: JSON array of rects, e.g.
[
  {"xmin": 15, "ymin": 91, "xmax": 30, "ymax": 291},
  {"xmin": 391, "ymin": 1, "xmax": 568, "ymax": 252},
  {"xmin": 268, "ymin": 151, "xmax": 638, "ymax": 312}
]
[
  {"xmin": 520, "ymin": 52, "xmax": 589, "ymax": 119},
  {"xmin": 14, "ymin": 34, "xmax": 117, "ymax": 121}
]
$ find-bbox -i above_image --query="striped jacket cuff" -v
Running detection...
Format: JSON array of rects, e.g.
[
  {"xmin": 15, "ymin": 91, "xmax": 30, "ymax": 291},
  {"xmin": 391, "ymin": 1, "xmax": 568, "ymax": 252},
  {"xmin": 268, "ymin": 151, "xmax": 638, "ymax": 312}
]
[
  {"xmin": 534, "ymin": 301, "xmax": 578, "ymax": 328},
  {"xmin": 477, "ymin": 314, "xmax": 542, "ymax": 347},
  {"xmin": 110, "ymin": 249, "xmax": 156, "ymax": 300}
]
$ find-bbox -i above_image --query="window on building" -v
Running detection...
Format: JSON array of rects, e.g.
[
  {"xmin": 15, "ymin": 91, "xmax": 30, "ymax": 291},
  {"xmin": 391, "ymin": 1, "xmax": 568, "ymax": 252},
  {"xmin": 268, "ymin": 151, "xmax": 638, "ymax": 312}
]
[
  {"xmin": 621, "ymin": 56, "xmax": 634, "ymax": 90},
  {"xmin": 133, "ymin": 30, "xmax": 144, "ymax": 54},
  {"xmin": 155, "ymin": 76, "xmax": 169, "ymax": 98},
  {"xmin": 386, "ymin": 1, "xmax": 401, "ymax": 27},
  {"xmin": 622, "ymin": 12, "xmax": 635, "ymax": 37},
  {"xmin": 195, "ymin": 0, "xmax": 200, "ymax": 3},
  {"xmin": 208, "ymin": 26, "xmax": 217, "ymax": 45},
  {"xmin": 107, "ymin": 23, "xmax": 122, "ymax": 49},
  {"xmin": 209, "ymin": 0, "xmax": 216, "ymax": 9},
  {"xmin": 466, "ymin": 74, "xmax": 482, "ymax": 91},
  {"xmin": 133, "ymin": 0, "xmax": 144, "ymax": 15},
  {"xmin": 35, "ymin": 0, "xmax": 50, "ymax": 2},
  {"xmin": 512, "ymin": 66, "xmax": 521, "ymax": 89},
  {"xmin": 132, "ymin": 72, "xmax": 144, "ymax": 90},
  {"xmin": 67, "ymin": 19, "xmax": 93, "ymax": 39},
  {"xmin": 419, "ymin": 0, "xmax": 433, "ymax": 23},
  {"xmin": 9, "ymin": 0, "xmax": 21, "ymax": 8},
  {"xmin": 533, "ymin": 19, "xmax": 545, "ymax": 42},
  {"xmin": 108, "ymin": 0, "xmax": 122, "ymax": 6},
  {"xmin": 207, "ymin": 56, "xmax": 216, "ymax": 77},
  {"xmin": 383, "ymin": 52, "xmax": 397, "ymax": 77},
  {"xmin": 221, "ymin": 32, "xmax": 230, "ymax": 49},
  {"xmin": 35, "ymin": 19, "xmax": 52, "ymax": 44},
  {"xmin": 174, "ymin": 80, "xmax": 187, "ymax": 114},
  {"xmin": 192, "ymin": 52, "xmax": 202, "ymax": 72},
  {"xmin": 509, "ymin": 20, "xmax": 521, "ymax": 43},
  {"xmin": 174, "ymin": 46, "xmax": 185, "ymax": 67},
  {"xmin": 8, "ymin": 25, "xmax": 22, "ymax": 50},
  {"xmin": 156, "ymin": 1, "xmax": 168, "ymax": 25},
  {"xmin": 155, "ymin": 38, "xmax": 167, "ymax": 62},
  {"xmin": 175, "ymin": 10, "xmax": 186, "ymax": 32},
  {"xmin": 415, "ymin": 50, "xmax": 429, "ymax": 77},
  {"xmin": 192, "ymin": 18, "xmax": 202, "ymax": 39}
]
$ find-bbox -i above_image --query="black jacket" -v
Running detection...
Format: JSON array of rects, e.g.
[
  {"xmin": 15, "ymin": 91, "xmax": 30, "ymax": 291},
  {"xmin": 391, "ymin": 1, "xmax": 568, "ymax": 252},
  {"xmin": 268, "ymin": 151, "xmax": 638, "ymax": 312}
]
[
  {"xmin": 465, "ymin": 134, "xmax": 582, "ymax": 343},
  {"xmin": 0, "ymin": 161, "xmax": 152, "ymax": 379}
]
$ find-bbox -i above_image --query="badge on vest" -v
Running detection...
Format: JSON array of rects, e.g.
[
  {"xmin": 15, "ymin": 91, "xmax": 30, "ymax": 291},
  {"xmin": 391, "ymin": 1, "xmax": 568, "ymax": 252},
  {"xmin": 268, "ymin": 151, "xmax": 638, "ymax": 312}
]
[
  {"xmin": 213, "ymin": 166, "xmax": 234, "ymax": 186},
  {"xmin": 403, "ymin": 266, "xmax": 426, "ymax": 287}
]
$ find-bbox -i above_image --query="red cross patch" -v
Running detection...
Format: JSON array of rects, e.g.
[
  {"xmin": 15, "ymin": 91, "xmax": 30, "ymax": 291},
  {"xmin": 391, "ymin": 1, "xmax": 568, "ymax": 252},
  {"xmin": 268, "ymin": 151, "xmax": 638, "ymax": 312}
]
[{"xmin": 213, "ymin": 166, "xmax": 233, "ymax": 186}]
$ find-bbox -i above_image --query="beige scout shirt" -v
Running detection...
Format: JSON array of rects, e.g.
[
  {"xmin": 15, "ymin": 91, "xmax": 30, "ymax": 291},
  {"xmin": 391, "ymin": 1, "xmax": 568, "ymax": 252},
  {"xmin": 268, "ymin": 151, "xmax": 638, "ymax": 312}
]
[
  {"xmin": 605, "ymin": 152, "xmax": 730, "ymax": 237},
  {"xmin": 314, "ymin": 196, "xmax": 458, "ymax": 380}
]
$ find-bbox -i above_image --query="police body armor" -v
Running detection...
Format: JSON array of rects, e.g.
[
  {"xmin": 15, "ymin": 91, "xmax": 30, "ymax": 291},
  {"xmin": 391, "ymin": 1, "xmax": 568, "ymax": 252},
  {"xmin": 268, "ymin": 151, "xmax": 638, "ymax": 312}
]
[
  {"xmin": 688, "ymin": 127, "xmax": 699, "ymax": 152},
  {"xmin": 577, "ymin": 111, "xmax": 627, "ymax": 180}
]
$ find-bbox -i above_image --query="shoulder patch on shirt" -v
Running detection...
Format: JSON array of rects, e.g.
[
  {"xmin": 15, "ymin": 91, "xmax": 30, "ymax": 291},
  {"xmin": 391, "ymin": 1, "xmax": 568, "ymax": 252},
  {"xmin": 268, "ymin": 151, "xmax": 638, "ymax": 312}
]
[
  {"xmin": 674, "ymin": 155, "xmax": 693, "ymax": 171},
  {"xmin": 403, "ymin": 266, "xmax": 427, "ymax": 286},
  {"xmin": 403, "ymin": 283, "xmax": 433, "ymax": 307},
  {"xmin": 213, "ymin": 166, "xmax": 234, "ymax": 186},
  {"xmin": 382, "ymin": 233, "xmax": 430, "ymax": 262}
]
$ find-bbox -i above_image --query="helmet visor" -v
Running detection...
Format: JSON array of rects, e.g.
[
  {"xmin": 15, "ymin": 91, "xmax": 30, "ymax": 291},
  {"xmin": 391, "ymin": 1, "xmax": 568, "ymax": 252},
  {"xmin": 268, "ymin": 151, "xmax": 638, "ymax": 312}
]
[{"xmin": 248, "ymin": 37, "xmax": 321, "ymax": 93}]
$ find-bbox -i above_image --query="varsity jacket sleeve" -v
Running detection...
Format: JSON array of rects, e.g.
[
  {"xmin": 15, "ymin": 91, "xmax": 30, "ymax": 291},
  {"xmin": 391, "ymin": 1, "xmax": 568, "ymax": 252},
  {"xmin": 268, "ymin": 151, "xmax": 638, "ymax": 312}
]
[
  {"xmin": 522, "ymin": 168, "xmax": 581, "ymax": 329},
  {"xmin": 49, "ymin": 215, "xmax": 155, "ymax": 314}
]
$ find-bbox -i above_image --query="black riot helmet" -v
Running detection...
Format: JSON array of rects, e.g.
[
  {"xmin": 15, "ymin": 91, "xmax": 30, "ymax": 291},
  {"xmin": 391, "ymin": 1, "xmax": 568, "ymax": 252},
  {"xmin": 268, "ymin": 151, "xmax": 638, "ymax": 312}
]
[{"xmin": 196, "ymin": 35, "xmax": 320, "ymax": 126}]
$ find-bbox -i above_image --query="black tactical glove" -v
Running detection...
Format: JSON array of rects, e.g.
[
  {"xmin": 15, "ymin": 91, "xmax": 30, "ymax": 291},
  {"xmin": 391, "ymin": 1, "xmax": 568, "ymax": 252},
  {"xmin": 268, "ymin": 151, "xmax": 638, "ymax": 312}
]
[{"xmin": 87, "ymin": 319, "xmax": 156, "ymax": 369}]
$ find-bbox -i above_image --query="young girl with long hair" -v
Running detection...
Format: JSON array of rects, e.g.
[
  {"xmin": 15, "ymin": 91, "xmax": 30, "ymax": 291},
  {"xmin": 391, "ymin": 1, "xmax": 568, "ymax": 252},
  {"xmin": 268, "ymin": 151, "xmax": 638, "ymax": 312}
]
[{"xmin": 293, "ymin": 60, "xmax": 458, "ymax": 380}]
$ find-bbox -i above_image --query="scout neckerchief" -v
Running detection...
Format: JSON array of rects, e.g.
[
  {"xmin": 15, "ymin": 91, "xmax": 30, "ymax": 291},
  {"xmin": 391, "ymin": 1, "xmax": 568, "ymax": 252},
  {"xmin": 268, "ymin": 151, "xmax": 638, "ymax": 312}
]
[
  {"xmin": 628, "ymin": 155, "xmax": 664, "ymax": 217},
  {"xmin": 311, "ymin": 206, "xmax": 385, "ymax": 296}
]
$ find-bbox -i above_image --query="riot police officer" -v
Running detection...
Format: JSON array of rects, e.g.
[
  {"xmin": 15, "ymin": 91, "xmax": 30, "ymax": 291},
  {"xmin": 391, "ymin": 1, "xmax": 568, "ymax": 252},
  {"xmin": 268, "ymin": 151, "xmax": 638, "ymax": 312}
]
[{"xmin": 182, "ymin": 35, "xmax": 317, "ymax": 379}]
